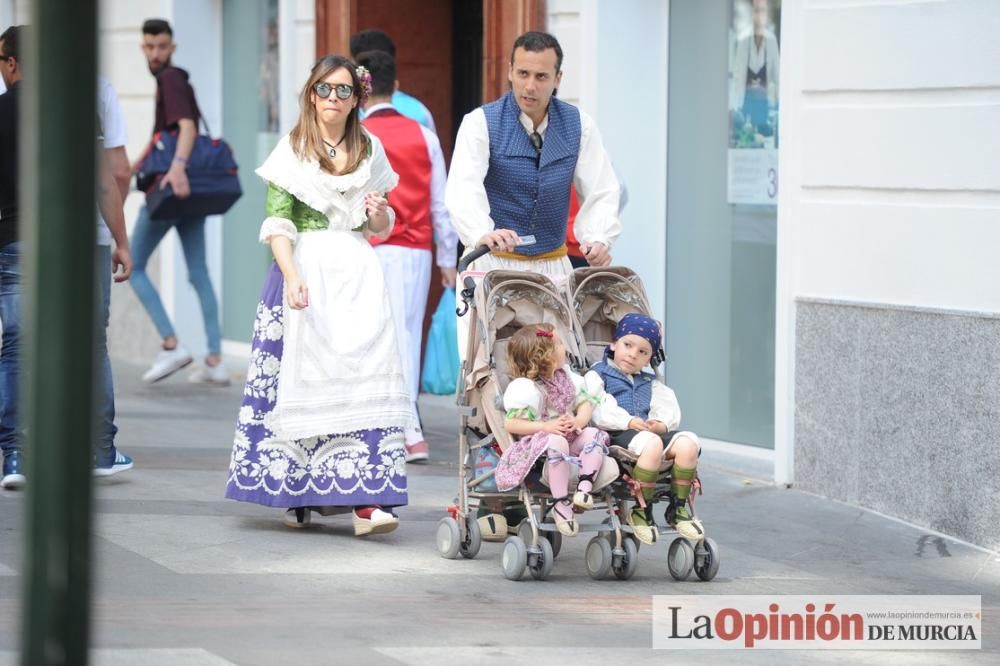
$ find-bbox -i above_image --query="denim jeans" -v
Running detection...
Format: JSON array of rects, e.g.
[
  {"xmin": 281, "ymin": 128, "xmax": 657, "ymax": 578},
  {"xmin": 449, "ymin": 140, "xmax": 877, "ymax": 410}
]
[
  {"xmin": 94, "ymin": 245, "xmax": 117, "ymax": 465},
  {"xmin": 129, "ymin": 206, "xmax": 222, "ymax": 355},
  {"xmin": 0, "ymin": 242, "xmax": 22, "ymax": 456}
]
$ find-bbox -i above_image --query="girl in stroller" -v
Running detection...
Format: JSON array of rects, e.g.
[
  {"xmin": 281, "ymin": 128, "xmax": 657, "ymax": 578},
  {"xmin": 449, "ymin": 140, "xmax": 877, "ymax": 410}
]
[{"xmin": 494, "ymin": 323, "xmax": 610, "ymax": 537}]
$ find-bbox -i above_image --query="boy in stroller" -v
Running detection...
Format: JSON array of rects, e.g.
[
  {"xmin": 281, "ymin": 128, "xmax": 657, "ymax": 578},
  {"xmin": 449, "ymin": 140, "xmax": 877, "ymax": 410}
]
[{"xmin": 589, "ymin": 313, "xmax": 704, "ymax": 544}]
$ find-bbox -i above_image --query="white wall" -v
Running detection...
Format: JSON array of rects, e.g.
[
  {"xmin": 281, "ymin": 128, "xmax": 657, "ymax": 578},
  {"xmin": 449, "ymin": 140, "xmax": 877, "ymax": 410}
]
[
  {"xmin": 791, "ymin": 0, "xmax": 1000, "ymax": 313},
  {"xmin": 775, "ymin": 0, "xmax": 1000, "ymax": 482},
  {"xmin": 547, "ymin": 0, "xmax": 669, "ymax": 322}
]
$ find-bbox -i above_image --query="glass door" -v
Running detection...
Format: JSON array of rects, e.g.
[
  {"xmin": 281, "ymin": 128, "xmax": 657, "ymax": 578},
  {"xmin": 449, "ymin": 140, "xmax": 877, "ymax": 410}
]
[{"xmin": 665, "ymin": 0, "xmax": 780, "ymax": 448}]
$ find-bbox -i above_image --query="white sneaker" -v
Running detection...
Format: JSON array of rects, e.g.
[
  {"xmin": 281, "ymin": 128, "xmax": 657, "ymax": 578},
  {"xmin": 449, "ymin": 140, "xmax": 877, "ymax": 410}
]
[
  {"xmin": 188, "ymin": 362, "xmax": 230, "ymax": 386},
  {"xmin": 141, "ymin": 346, "xmax": 193, "ymax": 383}
]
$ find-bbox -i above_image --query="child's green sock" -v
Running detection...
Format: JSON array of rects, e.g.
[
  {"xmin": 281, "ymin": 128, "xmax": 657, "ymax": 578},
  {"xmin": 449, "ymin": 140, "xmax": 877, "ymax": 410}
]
[
  {"xmin": 634, "ymin": 465, "xmax": 659, "ymax": 502},
  {"xmin": 671, "ymin": 465, "xmax": 696, "ymax": 503}
]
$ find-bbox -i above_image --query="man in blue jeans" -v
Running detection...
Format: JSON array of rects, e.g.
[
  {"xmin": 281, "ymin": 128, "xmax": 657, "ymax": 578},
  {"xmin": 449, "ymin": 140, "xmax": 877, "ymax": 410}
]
[
  {"xmin": 0, "ymin": 25, "xmax": 25, "ymax": 488},
  {"xmin": 95, "ymin": 76, "xmax": 137, "ymax": 476},
  {"xmin": 0, "ymin": 26, "xmax": 136, "ymax": 488},
  {"xmin": 131, "ymin": 19, "xmax": 227, "ymax": 385}
]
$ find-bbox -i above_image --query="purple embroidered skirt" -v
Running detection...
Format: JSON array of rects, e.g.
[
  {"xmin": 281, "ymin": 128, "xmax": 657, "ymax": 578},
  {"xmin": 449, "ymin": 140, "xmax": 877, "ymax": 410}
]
[{"xmin": 224, "ymin": 264, "xmax": 408, "ymax": 508}]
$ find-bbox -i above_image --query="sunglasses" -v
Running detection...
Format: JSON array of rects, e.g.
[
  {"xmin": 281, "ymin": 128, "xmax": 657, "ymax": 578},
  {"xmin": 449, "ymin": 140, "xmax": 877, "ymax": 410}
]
[{"xmin": 313, "ymin": 82, "xmax": 354, "ymax": 100}]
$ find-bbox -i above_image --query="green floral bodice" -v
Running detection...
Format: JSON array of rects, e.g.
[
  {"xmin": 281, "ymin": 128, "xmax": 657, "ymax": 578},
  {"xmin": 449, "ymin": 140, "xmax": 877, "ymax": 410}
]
[{"xmin": 265, "ymin": 183, "xmax": 331, "ymax": 233}]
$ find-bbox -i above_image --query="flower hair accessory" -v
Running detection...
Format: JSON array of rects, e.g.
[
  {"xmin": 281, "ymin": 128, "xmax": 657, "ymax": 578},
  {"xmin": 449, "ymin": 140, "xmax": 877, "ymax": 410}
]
[
  {"xmin": 355, "ymin": 65, "xmax": 373, "ymax": 105},
  {"xmin": 535, "ymin": 329, "xmax": 553, "ymax": 338}
]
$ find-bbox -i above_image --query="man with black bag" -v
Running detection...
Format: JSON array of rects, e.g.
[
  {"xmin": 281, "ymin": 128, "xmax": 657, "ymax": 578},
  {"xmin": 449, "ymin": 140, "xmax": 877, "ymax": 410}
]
[{"xmin": 130, "ymin": 18, "xmax": 228, "ymax": 385}]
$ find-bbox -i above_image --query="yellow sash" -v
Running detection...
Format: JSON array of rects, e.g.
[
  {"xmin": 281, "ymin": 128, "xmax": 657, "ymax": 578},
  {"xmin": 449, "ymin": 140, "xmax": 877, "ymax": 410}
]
[{"xmin": 492, "ymin": 244, "xmax": 569, "ymax": 261}]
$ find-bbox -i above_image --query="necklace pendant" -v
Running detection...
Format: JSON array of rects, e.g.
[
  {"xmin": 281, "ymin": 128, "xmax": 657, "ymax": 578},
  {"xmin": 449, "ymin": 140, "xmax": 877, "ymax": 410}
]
[{"xmin": 328, "ymin": 147, "xmax": 337, "ymax": 159}]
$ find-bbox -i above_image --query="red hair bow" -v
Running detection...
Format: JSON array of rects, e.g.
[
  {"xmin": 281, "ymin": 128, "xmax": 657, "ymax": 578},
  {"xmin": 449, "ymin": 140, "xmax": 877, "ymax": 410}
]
[{"xmin": 535, "ymin": 329, "xmax": 553, "ymax": 338}]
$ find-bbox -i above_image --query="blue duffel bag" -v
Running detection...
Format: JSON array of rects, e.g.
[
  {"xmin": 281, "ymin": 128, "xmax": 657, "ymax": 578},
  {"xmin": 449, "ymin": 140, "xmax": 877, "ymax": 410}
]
[{"xmin": 136, "ymin": 127, "xmax": 242, "ymax": 220}]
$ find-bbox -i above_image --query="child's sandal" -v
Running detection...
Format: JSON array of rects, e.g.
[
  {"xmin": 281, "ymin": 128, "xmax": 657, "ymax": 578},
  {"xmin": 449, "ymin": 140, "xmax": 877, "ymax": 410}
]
[
  {"xmin": 550, "ymin": 497, "xmax": 580, "ymax": 537},
  {"xmin": 572, "ymin": 472, "xmax": 596, "ymax": 511}
]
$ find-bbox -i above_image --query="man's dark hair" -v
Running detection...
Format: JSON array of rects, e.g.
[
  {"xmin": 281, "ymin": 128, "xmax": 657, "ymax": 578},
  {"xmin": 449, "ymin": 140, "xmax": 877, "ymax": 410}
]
[
  {"xmin": 355, "ymin": 50, "xmax": 395, "ymax": 98},
  {"xmin": 142, "ymin": 19, "xmax": 173, "ymax": 37},
  {"xmin": 350, "ymin": 29, "xmax": 395, "ymax": 58},
  {"xmin": 0, "ymin": 25, "xmax": 24, "ymax": 63},
  {"xmin": 510, "ymin": 31, "xmax": 563, "ymax": 71}
]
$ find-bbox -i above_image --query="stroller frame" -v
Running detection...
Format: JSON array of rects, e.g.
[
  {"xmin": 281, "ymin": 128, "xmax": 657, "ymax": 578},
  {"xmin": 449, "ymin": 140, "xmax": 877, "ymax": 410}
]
[{"xmin": 436, "ymin": 247, "xmax": 720, "ymax": 582}]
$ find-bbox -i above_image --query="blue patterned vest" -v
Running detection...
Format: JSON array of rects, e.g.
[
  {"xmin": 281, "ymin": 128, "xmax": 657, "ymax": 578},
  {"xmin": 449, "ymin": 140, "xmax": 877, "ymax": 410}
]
[
  {"xmin": 482, "ymin": 92, "xmax": 581, "ymax": 256},
  {"xmin": 591, "ymin": 358, "xmax": 655, "ymax": 421}
]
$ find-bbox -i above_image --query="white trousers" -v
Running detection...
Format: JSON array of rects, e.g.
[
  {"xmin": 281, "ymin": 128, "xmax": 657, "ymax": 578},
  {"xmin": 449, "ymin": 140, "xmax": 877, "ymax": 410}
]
[{"xmin": 375, "ymin": 244, "xmax": 432, "ymax": 443}]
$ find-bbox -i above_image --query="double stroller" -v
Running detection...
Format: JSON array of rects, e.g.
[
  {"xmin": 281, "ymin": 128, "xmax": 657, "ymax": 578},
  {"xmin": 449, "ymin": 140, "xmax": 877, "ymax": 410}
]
[{"xmin": 435, "ymin": 247, "xmax": 720, "ymax": 582}]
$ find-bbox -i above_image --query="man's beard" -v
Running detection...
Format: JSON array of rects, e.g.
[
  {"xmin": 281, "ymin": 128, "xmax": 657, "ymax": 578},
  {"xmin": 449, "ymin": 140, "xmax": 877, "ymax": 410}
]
[{"xmin": 148, "ymin": 57, "xmax": 171, "ymax": 75}]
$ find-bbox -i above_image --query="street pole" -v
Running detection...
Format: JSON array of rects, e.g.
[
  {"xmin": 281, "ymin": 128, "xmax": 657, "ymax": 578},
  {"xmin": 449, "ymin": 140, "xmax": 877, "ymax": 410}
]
[{"xmin": 19, "ymin": 0, "xmax": 98, "ymax": 663}]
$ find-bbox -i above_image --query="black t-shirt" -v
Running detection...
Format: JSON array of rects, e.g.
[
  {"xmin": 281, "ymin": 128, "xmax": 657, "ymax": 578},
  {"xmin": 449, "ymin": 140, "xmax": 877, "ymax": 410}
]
[{"xmin": 0, "ymin": 82, "xmax": 21, "ymax": 248}]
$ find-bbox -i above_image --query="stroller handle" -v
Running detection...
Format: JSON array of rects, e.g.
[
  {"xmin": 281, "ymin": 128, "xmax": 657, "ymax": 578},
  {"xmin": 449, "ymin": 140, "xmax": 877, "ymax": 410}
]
[{"xmin": 456, "ymin": 244, "xmax": 491, "ymax": 316}]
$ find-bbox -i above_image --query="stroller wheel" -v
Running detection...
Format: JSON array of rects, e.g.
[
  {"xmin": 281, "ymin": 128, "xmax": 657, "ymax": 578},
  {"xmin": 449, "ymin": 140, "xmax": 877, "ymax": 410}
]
[
  {"xmin": 460, "ymin": 513, "xmax": 483, "ymax": 559},
  {"xmin": 528, "ymin": 536, "xmax": 554, "ymax": 581},
  {"xmin": 612, "ymin": 536, "xmax": 639, "ymax": 581},
  {"xmin": 585, "ymin": 536, "xmax": 613, "ymax": 580},
  {"xmin": 694, "ymin": 537, "xmax": 720, "ymax": 581},
  {"xmin": 667, "ymin": 537, "xmax": 695, "ymax": 581},
  {"xmin": 501, "ymin": 536, "xmax": 528, "ymax": 581},
  {"xmin": 436, "ymin": 517, "xmax": 461, "ymax": 560}
]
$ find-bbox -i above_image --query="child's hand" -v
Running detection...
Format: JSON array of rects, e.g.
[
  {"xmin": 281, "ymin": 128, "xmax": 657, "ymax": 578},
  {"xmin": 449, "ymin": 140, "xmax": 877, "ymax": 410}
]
[
  {"xmin": 558, "ymin": 413, "xmax": 577, "ymax": 434},
  {"xmin": 645, "ymin": 420, "xmax": 668, "ymax": 435},
  {"xmin": 628, "ymin": 417, "xmax": 649, "ymax": 431},
  {"xmin": 542, "ymin": 417, "xmax": 573, "ymax": 435}
]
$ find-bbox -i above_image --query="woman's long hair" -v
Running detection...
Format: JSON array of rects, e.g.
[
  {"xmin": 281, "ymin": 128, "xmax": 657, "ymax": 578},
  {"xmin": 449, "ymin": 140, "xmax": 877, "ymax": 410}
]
[{"xmin": 289, "ymin": 55, "xmax": 367, "ymax": 175}]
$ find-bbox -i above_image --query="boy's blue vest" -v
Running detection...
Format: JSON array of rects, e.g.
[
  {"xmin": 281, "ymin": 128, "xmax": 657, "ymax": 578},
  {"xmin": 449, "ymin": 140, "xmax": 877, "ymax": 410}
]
[
  {"xmin": 482, "ymin": 92, "xmax": 581, "ymax": 256},
  {"xmin": 591, "ymin": 358, "xmax": 655, "ymax": 422}
]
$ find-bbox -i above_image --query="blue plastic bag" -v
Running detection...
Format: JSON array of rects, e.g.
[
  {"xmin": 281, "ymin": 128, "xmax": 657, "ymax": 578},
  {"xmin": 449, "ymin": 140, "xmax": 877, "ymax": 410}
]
[{"xmin": 421, "ymin": 288, "xmax": 460, "ymax": 395}]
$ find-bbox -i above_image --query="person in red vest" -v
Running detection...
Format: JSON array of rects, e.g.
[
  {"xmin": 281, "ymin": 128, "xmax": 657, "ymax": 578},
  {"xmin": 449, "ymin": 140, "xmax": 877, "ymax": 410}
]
[
  {"xmin": 357, "ymin": 50, "xmax": 458, "ymax": 464},
  {"xmin": 566, "ymin": 177, "xmax": 628, "ymax": 268}
]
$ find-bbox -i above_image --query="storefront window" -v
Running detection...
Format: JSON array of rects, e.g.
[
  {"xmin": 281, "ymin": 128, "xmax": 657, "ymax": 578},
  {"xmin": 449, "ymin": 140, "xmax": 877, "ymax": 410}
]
[{"xmin": 665, "ymin": 0, "xmax": 779, "ymax": 448}]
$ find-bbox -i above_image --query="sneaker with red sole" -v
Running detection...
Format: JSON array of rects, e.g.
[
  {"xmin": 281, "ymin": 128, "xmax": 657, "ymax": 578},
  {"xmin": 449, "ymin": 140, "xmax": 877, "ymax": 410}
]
[{"xmin": 404, "ymin": 440, "xmax": 429, "ymax": 463}]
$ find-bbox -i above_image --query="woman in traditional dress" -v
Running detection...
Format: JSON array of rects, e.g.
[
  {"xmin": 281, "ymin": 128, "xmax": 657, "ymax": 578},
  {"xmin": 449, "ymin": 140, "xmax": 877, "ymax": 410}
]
[{"xmin": 225, "ymin": 55, "xmax": 411, "ymax": 537}]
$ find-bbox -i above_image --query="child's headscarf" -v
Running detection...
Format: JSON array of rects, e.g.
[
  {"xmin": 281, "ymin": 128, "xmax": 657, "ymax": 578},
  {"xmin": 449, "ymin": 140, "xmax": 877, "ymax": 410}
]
[{"xmin": 613, "ymin": 313, "xmax": 666, "ymax": 367}]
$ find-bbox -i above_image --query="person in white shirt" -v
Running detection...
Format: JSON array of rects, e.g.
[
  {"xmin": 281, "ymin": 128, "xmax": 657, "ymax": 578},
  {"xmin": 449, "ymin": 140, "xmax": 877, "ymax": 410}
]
[
  {"xmin": 446, "ymin": 31, "xmax": 622, "ymax": 354},
  {"xmin": 357, "ymin": 50, "xmax": 459, "ymax": 463},
  {"xmin": 95, "ymin": 76, "xmax": 135, "ymax": 476}
]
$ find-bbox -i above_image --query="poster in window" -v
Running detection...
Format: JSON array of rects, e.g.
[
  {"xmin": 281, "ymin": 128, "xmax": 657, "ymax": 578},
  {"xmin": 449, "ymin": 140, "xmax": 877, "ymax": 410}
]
[{"xmin": 727, "ymin": 0, "xmax": 781, "ymax": 205}]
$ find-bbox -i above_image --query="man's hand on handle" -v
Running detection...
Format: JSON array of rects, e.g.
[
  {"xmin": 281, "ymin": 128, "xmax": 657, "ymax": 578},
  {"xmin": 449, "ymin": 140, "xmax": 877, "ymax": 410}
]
[
  {"xmin": 476, "ymin": 229, "xmax": 520, "ymax": 253},
  {"xmin": 581, "ymin": 241, "xmax": 611, "ymax": 267}
]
